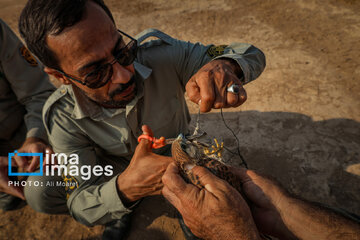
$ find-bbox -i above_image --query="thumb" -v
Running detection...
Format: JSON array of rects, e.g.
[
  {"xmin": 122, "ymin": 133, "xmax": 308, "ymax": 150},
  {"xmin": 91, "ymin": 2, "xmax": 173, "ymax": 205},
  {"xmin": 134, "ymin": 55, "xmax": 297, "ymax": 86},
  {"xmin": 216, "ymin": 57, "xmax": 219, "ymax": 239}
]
[
  {"xmin": 136, "ymin": 125, "xmax": 155, "ymax": 152},
  {"xmin": 191, "ymin": 166, "xmax": 228, "ymax": 194},
  {"xmin": 135, "ymin": 138, "xmax": 152, "ymax": 156},
  {"xmin": 141, "ymin": 125, "xmax": 154, "ymax": 137},
  {"xmin": 162, "ymin": 163, "xmax": 188, "ymax": 195}
]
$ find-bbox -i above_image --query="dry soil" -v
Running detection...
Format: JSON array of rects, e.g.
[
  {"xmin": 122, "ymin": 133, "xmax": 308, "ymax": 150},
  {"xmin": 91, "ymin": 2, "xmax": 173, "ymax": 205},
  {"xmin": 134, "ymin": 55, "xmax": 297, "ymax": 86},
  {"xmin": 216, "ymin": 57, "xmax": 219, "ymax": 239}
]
[{"xmin": 0, "ymin": 0, "xmax": 359, "ymax": 239}]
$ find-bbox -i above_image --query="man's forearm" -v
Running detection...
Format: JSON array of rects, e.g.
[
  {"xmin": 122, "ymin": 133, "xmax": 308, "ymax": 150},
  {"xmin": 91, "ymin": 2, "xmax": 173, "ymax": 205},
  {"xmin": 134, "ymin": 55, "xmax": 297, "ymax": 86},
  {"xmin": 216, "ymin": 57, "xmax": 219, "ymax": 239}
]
[
  {"xmin": 279, "ymin": 195, "xmax": 360, "ymax": 240},
  {"xmin": 243, "ymin": 170, "xmax": 360, "ymax": 240}
]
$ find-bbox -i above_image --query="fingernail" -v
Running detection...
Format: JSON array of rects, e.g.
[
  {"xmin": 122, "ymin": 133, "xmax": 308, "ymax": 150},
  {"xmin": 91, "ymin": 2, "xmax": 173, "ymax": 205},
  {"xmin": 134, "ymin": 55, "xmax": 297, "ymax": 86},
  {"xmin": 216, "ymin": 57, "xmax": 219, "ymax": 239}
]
[{"xmin": 184, "ymin": 163, "xmax": 195, "ymax": 171}]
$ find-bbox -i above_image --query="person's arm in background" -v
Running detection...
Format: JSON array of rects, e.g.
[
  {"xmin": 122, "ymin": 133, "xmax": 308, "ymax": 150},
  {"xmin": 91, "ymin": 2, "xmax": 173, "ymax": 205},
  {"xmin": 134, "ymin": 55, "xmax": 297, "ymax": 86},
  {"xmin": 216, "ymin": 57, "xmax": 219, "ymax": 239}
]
[
  {"xmin": 231, "ymin": 167, "xmax": 360, "ymax": 240},
  {"xmin": 0, "ymin": 156, "xmax": 24, "ymax": 199},
  {"xmin": 162, "ymin": 163, "xmax": 360, "ymax": 240},
  {"xmin": 0, "ymin": 19, "xmax": 54, "ymax": 171}
]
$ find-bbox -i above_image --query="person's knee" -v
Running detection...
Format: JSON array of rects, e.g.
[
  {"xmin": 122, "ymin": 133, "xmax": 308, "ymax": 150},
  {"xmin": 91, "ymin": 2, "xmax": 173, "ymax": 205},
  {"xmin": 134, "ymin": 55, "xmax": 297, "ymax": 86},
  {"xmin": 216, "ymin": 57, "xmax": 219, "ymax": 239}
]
[
  {"xmin": 0, "ymin": 192, "xmax": 21, "ymax": 211},
  {"xmin": 24, "ymin": 175, "xmax": 67, "ymax": 214},
  {"xmin": 24, "ymin": 175, "xmax": 50, "ymax": 213}
]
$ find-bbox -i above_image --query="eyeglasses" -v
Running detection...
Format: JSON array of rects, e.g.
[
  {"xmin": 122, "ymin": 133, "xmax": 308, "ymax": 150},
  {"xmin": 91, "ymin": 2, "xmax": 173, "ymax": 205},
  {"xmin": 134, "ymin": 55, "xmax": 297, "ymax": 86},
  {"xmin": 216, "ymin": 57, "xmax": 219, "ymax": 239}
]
[{"xmin": 56, "ymin": 29, "xmax": 138, "ymax": 89}]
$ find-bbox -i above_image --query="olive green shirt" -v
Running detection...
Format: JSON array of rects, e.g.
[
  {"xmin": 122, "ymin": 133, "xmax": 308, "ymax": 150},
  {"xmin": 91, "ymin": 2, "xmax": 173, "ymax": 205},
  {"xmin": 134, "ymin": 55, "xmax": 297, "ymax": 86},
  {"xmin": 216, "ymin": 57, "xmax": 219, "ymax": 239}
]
[
  {"xmin": 43, "ymin": 29, "xmax": 266, "ymax": 226},
  {"xmin": 0, "ymin": 19, "xmax": 54, "ymax": 143}
]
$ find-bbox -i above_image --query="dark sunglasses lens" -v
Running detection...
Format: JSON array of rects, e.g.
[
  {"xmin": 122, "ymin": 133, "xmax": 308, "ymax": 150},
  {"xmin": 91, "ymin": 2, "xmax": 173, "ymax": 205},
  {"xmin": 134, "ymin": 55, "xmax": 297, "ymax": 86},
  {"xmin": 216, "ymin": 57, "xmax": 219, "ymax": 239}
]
[
  {"xmin": 82, "ymin": 36, "xmax": 137, "ymax": 89},
  {"xmin": 116, "ymin": 40, "xmax": 137, "ymax": 66},
  {"xmin": 85, "ymin": 65, "xmax": 112, "ymax": 89}
]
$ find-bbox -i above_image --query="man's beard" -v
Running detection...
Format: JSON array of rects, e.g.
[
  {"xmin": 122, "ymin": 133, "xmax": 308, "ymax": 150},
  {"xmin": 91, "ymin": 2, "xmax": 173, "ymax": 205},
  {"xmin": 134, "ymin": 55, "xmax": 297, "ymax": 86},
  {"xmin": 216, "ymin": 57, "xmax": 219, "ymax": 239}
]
[
  {"xmin": 76, "ymin": 76, "xmax": 137, "ymax": 108},
  {"xmin": 101, "ymin": 76, "xmax": 137, "ymax": 108},
  {"xmin": 108, "ymin": 75, "xmax": 136, "ymax": 99},
  {"xmin": 101, "ymin": 85, "xmax": 137, "ymax": 108}
]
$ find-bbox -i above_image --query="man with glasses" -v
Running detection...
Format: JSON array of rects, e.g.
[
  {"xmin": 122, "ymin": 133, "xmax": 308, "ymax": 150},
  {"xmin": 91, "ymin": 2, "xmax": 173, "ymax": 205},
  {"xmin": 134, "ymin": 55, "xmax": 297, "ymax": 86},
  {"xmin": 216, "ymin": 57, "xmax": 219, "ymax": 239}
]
[{"xmin": 19, "ymin": 0, "xmax": 265, "ymax": 239}]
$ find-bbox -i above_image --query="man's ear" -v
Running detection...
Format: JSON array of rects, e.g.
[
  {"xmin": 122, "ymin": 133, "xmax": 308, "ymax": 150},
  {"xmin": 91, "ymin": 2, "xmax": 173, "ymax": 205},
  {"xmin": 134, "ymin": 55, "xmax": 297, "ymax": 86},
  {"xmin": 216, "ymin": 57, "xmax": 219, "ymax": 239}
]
[{"xmin": 44, "ymin": 67, "xmax": 71, "ymax": 85}]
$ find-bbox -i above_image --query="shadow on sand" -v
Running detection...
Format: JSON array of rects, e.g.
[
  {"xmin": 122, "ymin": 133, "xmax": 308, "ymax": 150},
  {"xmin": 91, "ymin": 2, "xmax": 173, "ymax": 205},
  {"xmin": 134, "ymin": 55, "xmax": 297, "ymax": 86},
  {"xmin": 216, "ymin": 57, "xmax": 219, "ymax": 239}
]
[{"xmin": 99, "ymin": 110, "xmax": 360, "ymax": 240}]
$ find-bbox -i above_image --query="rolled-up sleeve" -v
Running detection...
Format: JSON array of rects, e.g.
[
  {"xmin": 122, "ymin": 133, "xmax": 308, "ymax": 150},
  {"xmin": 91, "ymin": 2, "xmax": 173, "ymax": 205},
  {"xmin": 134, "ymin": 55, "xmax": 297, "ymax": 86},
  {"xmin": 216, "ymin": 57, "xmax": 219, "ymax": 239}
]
[
  {"xmin": 169, "ymin": 38, "xmax": 265, "ymax": 86},
  {"xmin": 68, "ymin": 174, "xmax": 132, "ymax": 226},
  {"xmin": 214, "ymin": 43, "xmax": 266, "ymax": 84}
]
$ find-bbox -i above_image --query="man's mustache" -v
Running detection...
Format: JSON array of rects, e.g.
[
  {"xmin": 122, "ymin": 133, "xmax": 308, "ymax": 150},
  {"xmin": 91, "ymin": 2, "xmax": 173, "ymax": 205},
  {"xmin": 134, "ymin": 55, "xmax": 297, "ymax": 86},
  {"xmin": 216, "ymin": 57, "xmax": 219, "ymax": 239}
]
[{"xmin": 109, "ymin": 76, "xmax": 136, "ymax": 98}]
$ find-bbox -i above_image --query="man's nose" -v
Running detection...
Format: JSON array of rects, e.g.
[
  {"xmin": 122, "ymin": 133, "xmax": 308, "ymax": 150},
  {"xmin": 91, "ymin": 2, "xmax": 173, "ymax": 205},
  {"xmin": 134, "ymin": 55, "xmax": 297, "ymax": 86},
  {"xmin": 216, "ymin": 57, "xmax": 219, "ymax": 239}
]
[{"xmin": 110, "ymin": 62, "xmax": 134, "ymax": 84}]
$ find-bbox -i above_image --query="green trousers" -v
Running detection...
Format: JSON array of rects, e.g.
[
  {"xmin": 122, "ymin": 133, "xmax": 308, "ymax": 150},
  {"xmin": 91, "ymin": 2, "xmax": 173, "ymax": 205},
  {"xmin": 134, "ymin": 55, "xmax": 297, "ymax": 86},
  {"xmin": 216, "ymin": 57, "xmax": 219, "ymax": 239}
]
[{"xmin": 0, "ymin": 123, "xmax": 26, "ymax": 210}]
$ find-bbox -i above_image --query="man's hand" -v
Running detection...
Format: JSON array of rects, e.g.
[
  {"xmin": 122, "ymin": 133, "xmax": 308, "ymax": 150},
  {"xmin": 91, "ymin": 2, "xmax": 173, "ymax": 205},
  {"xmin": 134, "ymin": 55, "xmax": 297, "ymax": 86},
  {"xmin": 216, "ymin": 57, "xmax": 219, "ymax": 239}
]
[
  {"xmin": 186, "ymin": 59, "xmax": 247, "ymax": 112},
  {"xmin": 14, "ymin": 137, "xmax": 53, "ymax": 172},
  {"xmin": 162, "ymin": 163, "xmax": 261, "ymax": 240},
  {"xmin": 117, "ymin": 125, "xmax": 173, "ymax": 204},
  {"xmin": 0, "ymin": 156, "xmax": 25, "ymax": 200},
  {"xmin": 230, "ymin": 167, "xmax": 298, "ymax": 239},
  {"xmin": 232, "ymin": 168, "xmax": 360, "ymax": 240}
]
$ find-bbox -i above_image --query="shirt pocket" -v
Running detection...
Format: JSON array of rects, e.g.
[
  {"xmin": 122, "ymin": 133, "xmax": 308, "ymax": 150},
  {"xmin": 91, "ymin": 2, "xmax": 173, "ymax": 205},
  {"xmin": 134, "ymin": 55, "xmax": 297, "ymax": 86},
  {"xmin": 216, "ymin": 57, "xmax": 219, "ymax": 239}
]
[
  {"xmin": 144, "ymin": 97, "xmax": 180, "ymax": 137},
  {"xmin": 101, "ymin": 141, "xmax": 130, "ymax": 157}
]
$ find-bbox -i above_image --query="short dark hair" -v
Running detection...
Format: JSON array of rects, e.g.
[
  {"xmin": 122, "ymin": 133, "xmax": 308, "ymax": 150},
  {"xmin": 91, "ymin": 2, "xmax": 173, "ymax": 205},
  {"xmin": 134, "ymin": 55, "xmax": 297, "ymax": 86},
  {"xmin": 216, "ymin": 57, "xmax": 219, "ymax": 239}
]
[{"xmin": 19, "ymin": 0, "xmax": 114, "ymax": 69}]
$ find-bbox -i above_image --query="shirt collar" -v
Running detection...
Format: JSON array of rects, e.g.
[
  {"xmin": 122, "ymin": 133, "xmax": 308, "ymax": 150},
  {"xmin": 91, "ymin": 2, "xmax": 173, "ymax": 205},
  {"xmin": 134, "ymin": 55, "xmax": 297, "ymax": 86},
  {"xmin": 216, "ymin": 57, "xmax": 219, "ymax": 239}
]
[
  {"xmin": 70, "ymin": 61, "xmax": 152, "ymax": 120},
  {"xmin": 134, "ymin": 61, "xmax": 152, "ymax": 79}
]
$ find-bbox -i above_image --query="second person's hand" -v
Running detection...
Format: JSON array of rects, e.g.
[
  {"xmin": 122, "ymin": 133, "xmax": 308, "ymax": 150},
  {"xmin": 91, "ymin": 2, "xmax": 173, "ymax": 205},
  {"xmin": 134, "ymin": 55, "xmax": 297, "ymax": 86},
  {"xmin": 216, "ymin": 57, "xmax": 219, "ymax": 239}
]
[
  {"xmin": 0, "ymin": 156, "xmax": 25, "ymax": 200},
  {"xmin": 230, "ymin": 167, "xmax": 297, "ymax": 239},
  {"xmin": 162, "ymin": 163, "xmax": 261, "ymax": 240}
]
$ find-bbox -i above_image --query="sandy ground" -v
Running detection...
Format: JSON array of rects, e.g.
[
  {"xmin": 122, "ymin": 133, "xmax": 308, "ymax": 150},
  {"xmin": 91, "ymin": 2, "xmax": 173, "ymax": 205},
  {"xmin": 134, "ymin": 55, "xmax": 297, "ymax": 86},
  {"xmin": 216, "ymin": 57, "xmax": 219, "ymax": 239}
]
[{"xmin": 0, "ymin": 0, "xmax": 359, "ymax": 239}]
